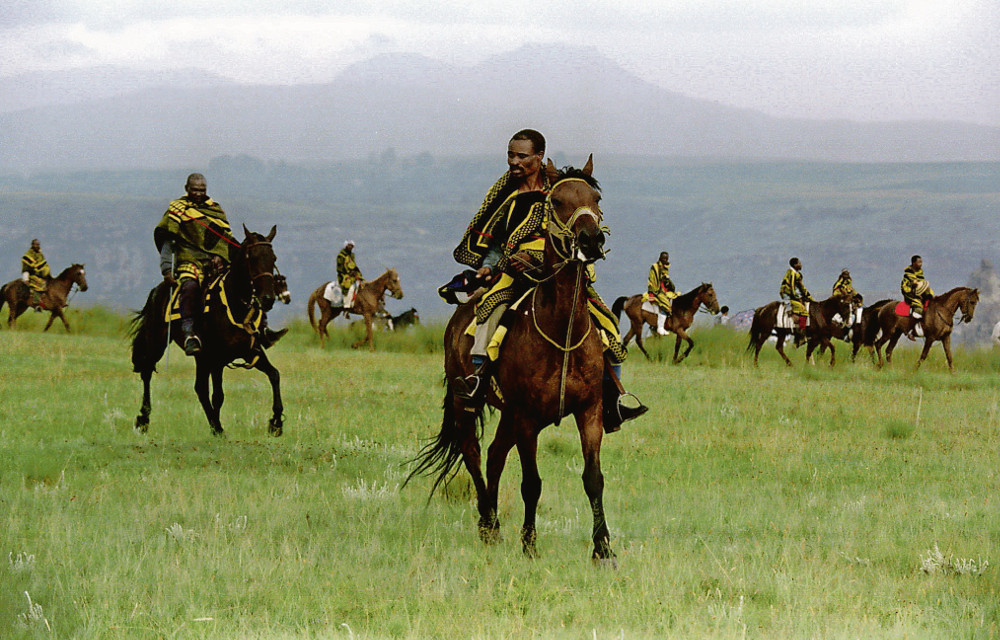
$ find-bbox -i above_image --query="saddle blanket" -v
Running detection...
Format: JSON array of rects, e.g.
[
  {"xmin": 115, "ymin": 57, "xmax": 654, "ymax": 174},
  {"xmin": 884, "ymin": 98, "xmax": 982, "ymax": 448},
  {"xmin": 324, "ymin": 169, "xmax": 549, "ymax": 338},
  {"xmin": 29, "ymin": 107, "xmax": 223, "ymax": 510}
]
[
  {"xmin": 322, "ymin": 282, "xmax": 343, "ymax": 306},
  {"xmin": 641, "ymin": 300, "xmax": 659, "ymax": 315},
  {"xmin": 775, "ymin": 302, "xmax": 809, "ymax": 330},
  {"xmin": 895, "ymin": 300, "xmax": 926, "ymax": 318}
]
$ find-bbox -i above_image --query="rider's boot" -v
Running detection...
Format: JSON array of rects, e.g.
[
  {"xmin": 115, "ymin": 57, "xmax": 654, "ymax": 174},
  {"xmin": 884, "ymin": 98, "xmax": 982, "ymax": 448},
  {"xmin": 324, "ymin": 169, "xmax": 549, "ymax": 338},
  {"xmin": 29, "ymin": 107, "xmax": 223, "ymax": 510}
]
[
  {"xmin": 260, "ymin": 327, "xmax": 288, "ymax": 348},
  {"xmin": 656, "ymin": 311, "xmax": 670, "ymax": 335},
  {"xmin": 602, "ymin": 363, "xmax": 648, "ymax": 434},
  {"xmin": 793, "ymin": 315, "xmax": 807, "ymax": 347},
  {"xmin": 454, "ymin": 354, "xmax": 493, "ymax": 404},
  {"xmin": 178, "ymin": 279, "xmax": 201, "ymax": 356}
]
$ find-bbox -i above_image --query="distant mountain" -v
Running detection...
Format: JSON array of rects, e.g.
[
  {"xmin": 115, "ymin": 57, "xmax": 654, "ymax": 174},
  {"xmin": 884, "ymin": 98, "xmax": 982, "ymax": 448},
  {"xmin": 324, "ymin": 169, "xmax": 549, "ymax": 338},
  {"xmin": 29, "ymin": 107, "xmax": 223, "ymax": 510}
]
[{"xmin": 1, "ymin": 45, "xmax": 998, "ymax": 171}]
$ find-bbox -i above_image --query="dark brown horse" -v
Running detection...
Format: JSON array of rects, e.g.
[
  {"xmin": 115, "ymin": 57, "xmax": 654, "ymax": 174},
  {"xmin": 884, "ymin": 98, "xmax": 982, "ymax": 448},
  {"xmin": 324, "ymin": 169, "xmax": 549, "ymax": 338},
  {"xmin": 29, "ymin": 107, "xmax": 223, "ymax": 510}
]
[
  {"xmin": 306, "ymin": 269, "xmax": 404, "ymax": 350},
  {"xmin": 129, "ymin": 225, "xmax": 285, "ymax": 436},
  {"xmin": 868, "ymin": 287, "xmax": 979, "ymax": 371},
  {"xmin": 0, "ymin": 264, "xmax": 88, "ymax": 331},
  {"xmin": 849, "ymin": 298, "xmax": 892, "ymax": 361},
  {"xmin": 747, "ymin": 294, "xmax": 854, "ymax": 366},
  {"xmin": 612, "ymin": 283, "xmax": 721, "ymax": 362},
  {"xmin": 408, "ymin": 157, "xmax": 618, "ymax": 561}
]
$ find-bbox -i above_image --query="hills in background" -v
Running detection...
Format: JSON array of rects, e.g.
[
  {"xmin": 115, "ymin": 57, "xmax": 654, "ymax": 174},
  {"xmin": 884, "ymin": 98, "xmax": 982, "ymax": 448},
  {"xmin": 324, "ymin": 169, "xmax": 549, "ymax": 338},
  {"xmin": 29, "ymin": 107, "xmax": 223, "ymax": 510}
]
[
  {"xmin": 2, "ymin": 157, "xmax": 999, "ymax": 343},
  {"xmin": 2, "ymin": 44, "xmax": 999, "ymax": 172}
]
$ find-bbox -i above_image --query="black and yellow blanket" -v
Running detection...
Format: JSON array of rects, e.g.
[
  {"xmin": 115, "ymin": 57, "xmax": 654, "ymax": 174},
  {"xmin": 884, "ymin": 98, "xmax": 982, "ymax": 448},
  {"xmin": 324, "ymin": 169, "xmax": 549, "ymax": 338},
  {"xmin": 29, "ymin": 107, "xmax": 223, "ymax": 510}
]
[{"xmin": 154, "ymin": 197, "xmax": 234, "ymax": 266}]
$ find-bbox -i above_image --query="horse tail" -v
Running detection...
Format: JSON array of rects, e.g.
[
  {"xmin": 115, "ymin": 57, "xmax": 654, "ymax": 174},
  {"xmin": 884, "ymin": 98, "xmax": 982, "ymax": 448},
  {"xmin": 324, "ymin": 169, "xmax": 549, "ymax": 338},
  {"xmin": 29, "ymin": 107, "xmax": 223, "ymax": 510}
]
[
  {"xmin": 129, "ymin": 284, "xmax": 168, "ymax": 373},
  {"xmin": 0, "ymin": 282, "xmax": 7, "ymax": 316},
  {"xmin": 746, "ymin": 308, "xmax": 765, "ymax": 352},
  {"xmin": 307, "ymin": 291, "xmax": 318, "ymax": 329},
  {"xmin": 404, "ymin": 380, "xmax": 483, "ymax": 498},
  {"xmin": 612, "ymin": 296, "xmax": 628, "ymax": 321}
]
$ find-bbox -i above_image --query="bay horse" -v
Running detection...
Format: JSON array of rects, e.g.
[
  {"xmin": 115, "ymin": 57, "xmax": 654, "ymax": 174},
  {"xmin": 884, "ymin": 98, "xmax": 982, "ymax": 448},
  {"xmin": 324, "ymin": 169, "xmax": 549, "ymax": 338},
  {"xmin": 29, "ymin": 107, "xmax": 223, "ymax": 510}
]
[
  {"xmin": 129, "ymin": 225, "xmax": 285, "ymax": 437},
  {"xmin": 408, "ymin": 157, "xmax": 618, "ymax": 561},
  {"xmin": 747, "ymin": 294, "xmax": 854, "ymax": 366},
  {"xmin": 306, "ymin": 269, "xmax": 404, "ymax": 350},
  {"xmin": 0, "ymin": 264, "xmax": 88, "ymax": 331},
  {"xmin": 612, "ymin": 283, "xmax": 721, "ymax": 362},
  {"xmin": 849, "ymin": 299, "xmax": 892, "ymax": 362},
  {"xmin": 868, "ymin": 287, "xmax": 979, "ymax": 371}
]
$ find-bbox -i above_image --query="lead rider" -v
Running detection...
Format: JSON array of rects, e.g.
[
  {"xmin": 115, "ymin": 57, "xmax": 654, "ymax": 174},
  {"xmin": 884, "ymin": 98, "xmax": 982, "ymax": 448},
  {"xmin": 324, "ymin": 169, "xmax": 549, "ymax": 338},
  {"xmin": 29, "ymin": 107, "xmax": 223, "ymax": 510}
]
[{"xmin": 451, "ymin": 129, "xmax": 647, "ymax": 432}]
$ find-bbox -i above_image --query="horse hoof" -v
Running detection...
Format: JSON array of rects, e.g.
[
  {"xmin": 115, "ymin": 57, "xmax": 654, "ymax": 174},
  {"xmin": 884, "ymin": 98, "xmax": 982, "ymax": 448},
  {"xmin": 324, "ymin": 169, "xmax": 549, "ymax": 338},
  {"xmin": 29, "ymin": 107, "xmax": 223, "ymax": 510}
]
[
  {"xmin": 268, "ymin": 418, "xmax": 283, "ymax": 437},
  {"xmin": 210, "ymin": 424, "xmax": 225, "ymax": 437},
  {"xmin": 134, "ymin": 416, "xmax": 149, "ymax": 433},
  {"xmin": 478, "ymin": 525, "xmax": 502, "ymax": 545}
]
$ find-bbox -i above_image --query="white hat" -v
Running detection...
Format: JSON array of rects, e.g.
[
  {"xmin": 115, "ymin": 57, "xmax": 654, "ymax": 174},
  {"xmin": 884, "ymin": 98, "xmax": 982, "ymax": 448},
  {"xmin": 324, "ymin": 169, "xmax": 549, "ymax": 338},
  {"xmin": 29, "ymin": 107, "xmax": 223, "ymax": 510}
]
[{"xmin": 344, "ymin": 240, "xmax": 355, "ymax": 247}]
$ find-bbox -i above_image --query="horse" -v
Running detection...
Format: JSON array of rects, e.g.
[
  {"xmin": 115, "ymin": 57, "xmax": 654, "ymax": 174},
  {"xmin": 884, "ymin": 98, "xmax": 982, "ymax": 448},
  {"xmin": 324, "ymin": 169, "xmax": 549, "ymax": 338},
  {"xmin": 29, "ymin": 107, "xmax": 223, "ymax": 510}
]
[
  {"xmin": 612, "ymin": 283, "xmax": 721, "ymax": 362},
  {"xmin": 408, "ymin": 156, "xmax": 619, "ymax": 561},
  {"xmin": 867, "ymin": 287, "xmax": 979, "ymax": 371},
  {"xmin": 0, "ymin": 264, "xmax": 88, "ymax": 331},
  {"xmin": 849, "ymin": 298, "xmax": 892, "ymax": 362},
  {"xmin": 306, "ymin": 269, "xmax": 404, "ymax": 350},
  {"xmin": 129, "ymin": 225, "xmax": 285, "ymax": 437},
  {"xmin": 747, "ymin": 294, "xmax": 854, "ymax": 366},
  {"xmin": 386, "ymin": 307, "xmax": 419, "ymax": 331}
]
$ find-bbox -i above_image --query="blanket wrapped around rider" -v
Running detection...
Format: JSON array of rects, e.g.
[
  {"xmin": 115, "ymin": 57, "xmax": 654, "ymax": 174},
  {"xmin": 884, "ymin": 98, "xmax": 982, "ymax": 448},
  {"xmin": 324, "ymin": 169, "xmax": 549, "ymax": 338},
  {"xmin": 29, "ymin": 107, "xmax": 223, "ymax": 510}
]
[{"xmin": 154, "ymin": 197, "xmax": 234, "ymax": 270}]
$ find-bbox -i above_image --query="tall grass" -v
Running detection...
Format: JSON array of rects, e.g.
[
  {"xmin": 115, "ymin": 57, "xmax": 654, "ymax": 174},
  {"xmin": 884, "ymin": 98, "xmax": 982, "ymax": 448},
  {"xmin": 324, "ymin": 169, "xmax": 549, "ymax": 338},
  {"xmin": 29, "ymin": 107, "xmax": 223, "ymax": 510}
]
[{"xmin": 1, "ymin": 316, "xmax": 998, "ymax": 638}]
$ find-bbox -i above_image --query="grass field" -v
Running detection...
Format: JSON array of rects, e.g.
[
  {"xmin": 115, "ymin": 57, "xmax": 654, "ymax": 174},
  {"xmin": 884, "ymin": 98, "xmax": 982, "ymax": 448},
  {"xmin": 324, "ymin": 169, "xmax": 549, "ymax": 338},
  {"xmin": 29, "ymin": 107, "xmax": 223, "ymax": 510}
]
[{"xmin": 2, "ymin": 309, "xmax": 999, "ymax": 639}]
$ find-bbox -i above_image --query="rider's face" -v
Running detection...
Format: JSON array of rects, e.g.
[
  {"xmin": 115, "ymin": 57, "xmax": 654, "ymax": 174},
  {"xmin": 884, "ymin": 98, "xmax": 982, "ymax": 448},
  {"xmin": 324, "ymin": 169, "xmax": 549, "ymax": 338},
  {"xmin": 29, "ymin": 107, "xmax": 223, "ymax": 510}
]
[
  {"xmin": 186, "ymin": 178, "xmax": 208, "ymax": 204},
  {"xmin": 507, "ymin": 139, "xmax": 542, "ymax": 182},
  {"xmin": 31, "ymin": 240, "xmax": 40, "ymax": 252},
  {"xmin": 913, "ymin": 257, "xmax": 923, "ymax": 270}
]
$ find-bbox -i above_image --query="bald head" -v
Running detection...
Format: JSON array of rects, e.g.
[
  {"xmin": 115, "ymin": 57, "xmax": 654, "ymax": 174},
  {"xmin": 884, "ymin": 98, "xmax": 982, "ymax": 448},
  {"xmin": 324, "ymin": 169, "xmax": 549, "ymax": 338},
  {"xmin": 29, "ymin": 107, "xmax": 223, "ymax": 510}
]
[{"xmin": 185, "ymin": 173, "xmax": 208, "ymax": 204}]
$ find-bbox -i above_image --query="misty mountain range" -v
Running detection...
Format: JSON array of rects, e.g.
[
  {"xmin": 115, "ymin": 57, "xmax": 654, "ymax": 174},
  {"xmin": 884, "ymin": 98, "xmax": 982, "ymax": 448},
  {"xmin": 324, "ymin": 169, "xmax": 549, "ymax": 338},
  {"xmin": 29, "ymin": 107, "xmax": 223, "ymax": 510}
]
[{"xmin": 2, "ymin": 44, "xmax": 998, "ymax": 172}]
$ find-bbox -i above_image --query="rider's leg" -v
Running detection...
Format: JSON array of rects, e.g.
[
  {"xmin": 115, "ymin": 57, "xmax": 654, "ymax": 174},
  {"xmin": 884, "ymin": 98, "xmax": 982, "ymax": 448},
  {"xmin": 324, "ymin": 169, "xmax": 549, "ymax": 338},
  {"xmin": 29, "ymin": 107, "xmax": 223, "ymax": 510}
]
[
  {"xmin": 602, "ymin": 360, "xmax": 648, "ymax": 434},
  {"xmin": 455, "ymin": 303, "xmax": 507, "ymax": 401},
  {"xmin": 656, "ymin": 311, "xmax": 669, "ymax": 335},
  {"xmin": 176, "ymin": 263, "xmax": 203, "ymax": 356}
]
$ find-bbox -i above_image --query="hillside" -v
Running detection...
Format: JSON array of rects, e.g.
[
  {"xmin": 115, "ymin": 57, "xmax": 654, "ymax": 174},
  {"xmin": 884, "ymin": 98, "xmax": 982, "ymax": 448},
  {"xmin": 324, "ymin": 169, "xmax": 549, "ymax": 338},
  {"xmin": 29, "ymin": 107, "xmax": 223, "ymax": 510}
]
[
  {"xmin": 1, "ymin": 158, "xmax": 998, "ymax": 341},
  {"xmin": 1, "ymin": 45, "xmax": 998, "ymax": 172}
]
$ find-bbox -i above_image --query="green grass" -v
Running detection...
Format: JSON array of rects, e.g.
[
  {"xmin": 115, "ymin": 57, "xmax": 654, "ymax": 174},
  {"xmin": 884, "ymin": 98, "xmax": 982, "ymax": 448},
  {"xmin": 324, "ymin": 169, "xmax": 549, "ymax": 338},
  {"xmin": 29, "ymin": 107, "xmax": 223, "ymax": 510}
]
[{"xmin": 1, "ymin": 316, "xmax": 998, "ymax": 638}]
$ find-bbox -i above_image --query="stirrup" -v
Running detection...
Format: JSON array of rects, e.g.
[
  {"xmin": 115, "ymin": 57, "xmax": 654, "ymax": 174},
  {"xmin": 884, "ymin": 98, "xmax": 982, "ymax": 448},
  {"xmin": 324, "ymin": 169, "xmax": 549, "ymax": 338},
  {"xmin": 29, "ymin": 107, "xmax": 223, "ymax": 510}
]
[
  {"xmin": 453, "ymin": 374, "xmax": 482, "ymax": 401},
  {"xmin": 183, "ymin": 335, "xmax": 202, "ymax": 356},
  {"xmin": 604, "ymin": 393, "xmax": 648, "ymax": 434}
]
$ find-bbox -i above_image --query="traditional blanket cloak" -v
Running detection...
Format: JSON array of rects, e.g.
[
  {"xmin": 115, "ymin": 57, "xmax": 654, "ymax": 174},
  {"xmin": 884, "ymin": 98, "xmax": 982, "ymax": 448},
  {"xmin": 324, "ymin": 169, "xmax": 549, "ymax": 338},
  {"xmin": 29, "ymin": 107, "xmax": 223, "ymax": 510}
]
[
  {"xmin": 901, "ymin": 266, "xmax": 933, "ymax": 307},
  {"xmin": 21, "ymin": 249, "xmax": 50, "ymax": 292},
  {"xmin": 832, "ymin": 274, "xmax": 856, "ymax": 298},
  {"xmin": 453, "ymin": 171, "xmax": 552, "ymax": 273},
  {"xmin": 647, "ymin": 262, "xmax": 677, "ymax": 312},
  {"xmin": 154, "ymin": 197, "xmax": 234, "ymax": 267},
  {"xmin": 336, "ymin": 248, "xmax": 362, "ymax": 294},
  {"xmin": 780, "ymin": 268, "xmax": 813, "ymax": 315}
]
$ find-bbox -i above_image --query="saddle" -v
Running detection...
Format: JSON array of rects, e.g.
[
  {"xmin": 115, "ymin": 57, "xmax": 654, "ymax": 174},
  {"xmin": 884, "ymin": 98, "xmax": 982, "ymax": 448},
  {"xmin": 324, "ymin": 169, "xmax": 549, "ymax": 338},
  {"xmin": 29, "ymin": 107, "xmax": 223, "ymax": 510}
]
[
  {"xmin": 776, "ymin": 302, "xmax": 809, "ymax": 330},
  {"xmin": 895, "ymin": 300, "xmax": 927, "ymax": 318}
]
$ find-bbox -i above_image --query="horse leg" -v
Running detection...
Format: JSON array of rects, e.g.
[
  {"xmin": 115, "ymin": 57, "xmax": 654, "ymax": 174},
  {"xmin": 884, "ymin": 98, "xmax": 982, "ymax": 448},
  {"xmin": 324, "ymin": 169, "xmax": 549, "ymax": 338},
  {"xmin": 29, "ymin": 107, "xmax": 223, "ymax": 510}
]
[
  {"xmin": 210, "ymin": 366, "xmax": 225, "ymax": 415},
  {"xmin": 135, "ymin": 369, "xmax": 154, "ymax": 432},
  {"xmin": 775, "ymin": 333, "xmax": 793, "ymax": 366},
  {"xmin": 194, "ymin": 359, "xmax": 224, "ymax": 436},
  {"xmin": 482, "ymin": 419, "xmax": 516, "ymax": 544},
  {"xmin": 43, "ymin": 311, "xmax": 56, "ymax": 331},
  {"xmin": 318, "ymin": 306, "xmax": 331, "ymax": 347},
  {"xmin": 254, "ymin": 353, "xmax": 284, "ymax": 436},
  {"xmin": 674, "ymin": 329, "xmax": 694, "ymax": 363},
  {"xmin": 578, "ymin": 404, "xmax": 614, "ymax": 563},
  {"xmin": 514, "ymin": 425, "xmax": 542, "ymax": 557},
  {"xmin": 915, "ymin": 336, "xmax": 935, "ymax": 371},
  {"xmin": 941, "ymin": 335, "xmax": 954, "ymax": 372},
  {"xmin": 885, "ymin": 332, "xmax": 902, "ymax": 365},
  {"xmin": 824, "ymin": 337, "xmax": 836, "ymax": 367}
]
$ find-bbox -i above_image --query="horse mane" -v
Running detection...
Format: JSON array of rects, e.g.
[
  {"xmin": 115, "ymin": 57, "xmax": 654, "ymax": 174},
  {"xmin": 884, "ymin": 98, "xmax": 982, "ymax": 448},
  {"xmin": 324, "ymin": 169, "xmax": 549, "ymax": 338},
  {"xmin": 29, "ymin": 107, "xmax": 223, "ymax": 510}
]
[
  {"xmin": 56, "ymin": 264, "xmax": 82, "ymax": 279},
  {"xmin": 555, "ymin": 166, "xmax": 601, "ymax": 191},
  {"xmin": 673, "ymin": 282, "xmax": 709, "ymax": 309}
]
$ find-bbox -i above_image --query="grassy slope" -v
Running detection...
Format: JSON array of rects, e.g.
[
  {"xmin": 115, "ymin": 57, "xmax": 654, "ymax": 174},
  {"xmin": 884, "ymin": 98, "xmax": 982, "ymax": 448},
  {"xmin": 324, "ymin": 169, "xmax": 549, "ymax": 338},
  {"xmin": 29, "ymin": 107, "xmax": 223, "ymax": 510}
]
[{"xmin": 1, "ymin": 317, "xmax": 998, "ymax": 639}]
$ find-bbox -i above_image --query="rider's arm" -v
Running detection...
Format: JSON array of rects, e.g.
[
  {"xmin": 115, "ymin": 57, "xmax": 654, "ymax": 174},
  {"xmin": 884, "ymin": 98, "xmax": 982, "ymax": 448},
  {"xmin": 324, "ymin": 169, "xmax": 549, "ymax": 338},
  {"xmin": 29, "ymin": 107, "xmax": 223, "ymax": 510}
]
[
  {"xmin": 478, "ymin": 245, "xmax": 503, "ymax": 278},
  {"xmin": 159, "ymin": 241, "xmax": 175, "ymax": 276}
]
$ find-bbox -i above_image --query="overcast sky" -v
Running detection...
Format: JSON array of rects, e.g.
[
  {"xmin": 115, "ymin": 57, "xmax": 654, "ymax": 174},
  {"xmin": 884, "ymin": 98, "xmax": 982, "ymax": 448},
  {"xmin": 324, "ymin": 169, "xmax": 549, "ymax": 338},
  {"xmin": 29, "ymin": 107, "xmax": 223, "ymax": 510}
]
[{"xmin": 2, "ymin": 0, "xmax": 997, "ymax": 126}]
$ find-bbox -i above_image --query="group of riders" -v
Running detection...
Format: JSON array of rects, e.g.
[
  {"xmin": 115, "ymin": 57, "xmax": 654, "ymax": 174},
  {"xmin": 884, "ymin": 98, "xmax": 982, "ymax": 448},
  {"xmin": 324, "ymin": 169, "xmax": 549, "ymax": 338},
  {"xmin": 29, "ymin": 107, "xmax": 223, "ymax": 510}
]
[
  {"xmin": 13, "ymin": 128, "xmax": 939, "ymax": 432},
  {"xmin": 775, "ymin": 254, "xmax": 935, "ymax": 343}
]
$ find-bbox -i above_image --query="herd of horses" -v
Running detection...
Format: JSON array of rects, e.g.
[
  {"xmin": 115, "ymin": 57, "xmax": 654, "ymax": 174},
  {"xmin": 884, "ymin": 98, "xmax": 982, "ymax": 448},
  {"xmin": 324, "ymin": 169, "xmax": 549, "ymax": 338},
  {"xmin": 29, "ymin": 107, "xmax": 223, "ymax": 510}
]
[{"xmin": 3, "ymin": 157, "xmax": 985, "ymax": 563}]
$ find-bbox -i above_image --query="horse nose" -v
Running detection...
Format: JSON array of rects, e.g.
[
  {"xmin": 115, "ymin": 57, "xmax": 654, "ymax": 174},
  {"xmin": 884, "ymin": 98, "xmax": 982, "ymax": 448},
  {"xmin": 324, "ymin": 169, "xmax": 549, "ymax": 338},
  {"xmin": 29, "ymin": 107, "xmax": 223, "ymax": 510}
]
[
  {"xmin": 579, "ymin": 227, "xmax": 605, "ymax": 261},
  {"xmin": 262, "ymin": 295, "xmax": 275, "ymax": 311}
]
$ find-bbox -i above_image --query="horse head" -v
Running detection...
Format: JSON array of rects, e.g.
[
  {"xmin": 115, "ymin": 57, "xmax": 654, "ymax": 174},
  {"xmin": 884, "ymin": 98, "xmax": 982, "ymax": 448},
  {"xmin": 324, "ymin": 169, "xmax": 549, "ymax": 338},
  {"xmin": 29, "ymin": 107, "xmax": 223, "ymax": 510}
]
[
  {"xmin": 385, "ymin": 269, "xmax": 404, "ymax": 300},
  {"xmin": 698, "ymin": 283, "xmax": 721, "ymax": 314},
  {"xmin": 70, "ymin": 264, "xmax": 88, "ymax": 292},
  {"xmin": 543, "ymin": 155, "xmax": 605, "ymax": 264},
  {"xmin": 241, "ymin": 224, "xmax": 278, "ymax": 311},
  {"xmin": 832, "ymin": 293, "xmax": 855, "ymax": 326},
  {"xmin": 960, "ymin": 288, "xmax": 979, "ymax": 323}
]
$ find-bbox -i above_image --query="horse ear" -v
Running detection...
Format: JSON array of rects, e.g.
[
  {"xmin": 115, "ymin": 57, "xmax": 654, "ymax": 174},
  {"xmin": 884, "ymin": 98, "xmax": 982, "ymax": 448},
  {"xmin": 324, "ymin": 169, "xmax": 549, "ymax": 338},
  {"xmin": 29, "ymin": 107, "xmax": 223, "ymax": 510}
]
[
  {"xmin": 582, "ymin": 154, "xmax": 594, "ymax": 177},
  {"xmin": 242, "ymin": 223, "xmax": 250, "ymax": 238},
  {"xmin": 545, "ymin": 158, "xmax": 560, "ymax": 183},
  {"xmin": 266, "ymin": 225, "xmax": 276, "ymax": 241}
]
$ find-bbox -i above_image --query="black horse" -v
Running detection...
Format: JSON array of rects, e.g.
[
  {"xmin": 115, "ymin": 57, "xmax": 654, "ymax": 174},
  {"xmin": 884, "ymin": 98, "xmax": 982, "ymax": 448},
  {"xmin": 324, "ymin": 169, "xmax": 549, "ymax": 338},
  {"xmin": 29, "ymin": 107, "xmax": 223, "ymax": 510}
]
[{"xmin": 129, "ymin": 225, "xmax": 285, "ymax": 436}]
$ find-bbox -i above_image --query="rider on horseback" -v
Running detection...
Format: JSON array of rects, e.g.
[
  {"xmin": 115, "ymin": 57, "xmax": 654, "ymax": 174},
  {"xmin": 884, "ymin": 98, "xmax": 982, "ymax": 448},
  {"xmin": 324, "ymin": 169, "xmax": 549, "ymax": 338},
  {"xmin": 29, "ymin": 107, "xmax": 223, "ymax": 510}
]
[
  {"xmin": 901, "ymin": 255, "xmax": 934, "ymax": 340},
  {"xmin": 452, "ymin": 129, "xmax": 646, "ymax": 432},
  {"xmin": 21, "ymin": 238, "xmax": 50, "ymax": 309},
  {"xmin": 648, "ymin": 251, "xmax": 677, "ymax": 335},
  {"xmin": 780, "ymin": 257, "xmax": 814, "ymax": 346},
  {"xmin": 337, "ymin": 241, "xmax": 363, "ymax": 310}
]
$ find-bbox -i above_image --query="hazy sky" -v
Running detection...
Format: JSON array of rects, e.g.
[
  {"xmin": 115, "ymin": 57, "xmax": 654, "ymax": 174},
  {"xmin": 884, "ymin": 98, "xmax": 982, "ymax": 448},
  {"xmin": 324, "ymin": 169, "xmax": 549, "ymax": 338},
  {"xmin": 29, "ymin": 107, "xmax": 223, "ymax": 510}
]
[{"xmin": 3, "ymin": 0, "xmax": 998, "ymax": 125}]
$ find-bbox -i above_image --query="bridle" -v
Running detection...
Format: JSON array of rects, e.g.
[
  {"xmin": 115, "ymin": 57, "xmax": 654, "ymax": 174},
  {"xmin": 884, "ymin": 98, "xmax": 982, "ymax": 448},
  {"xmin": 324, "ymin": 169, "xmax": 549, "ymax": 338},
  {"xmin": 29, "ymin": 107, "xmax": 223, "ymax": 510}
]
[
  {"xmin": 241, "ymin": 238, "xmax": 279, "ymax": 298},
  {"xmin": 544, "ymin": 178, "xmax": 607, "ymax": 263}
]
